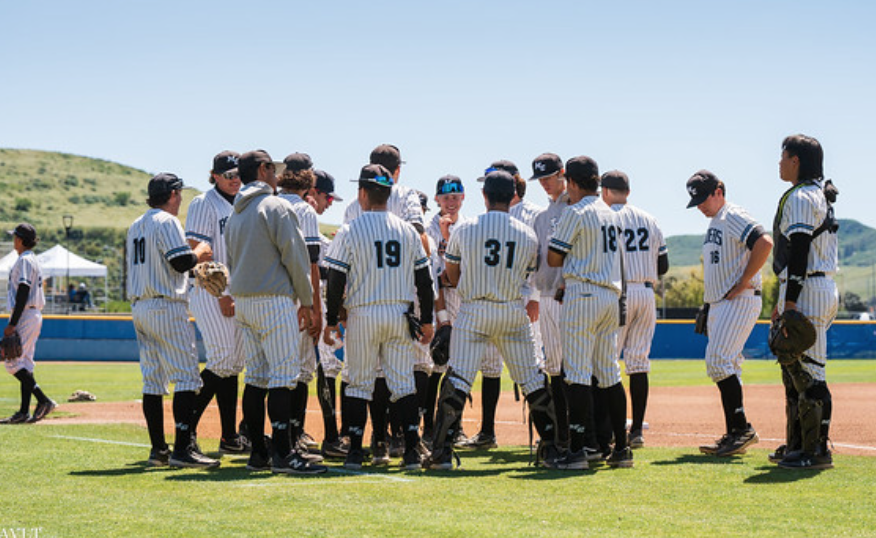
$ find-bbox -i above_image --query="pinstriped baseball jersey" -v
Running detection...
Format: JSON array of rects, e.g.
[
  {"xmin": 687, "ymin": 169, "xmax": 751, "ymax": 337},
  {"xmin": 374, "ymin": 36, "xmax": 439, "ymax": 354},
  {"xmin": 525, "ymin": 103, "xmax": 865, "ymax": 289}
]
[
  {"xmin": 445, "ymin": 211, "xmax": 538, "ymax": 303},
  {"xmin": 325, "ymin": 211, "xmax": 429, "ymax": 308},
  {"xmin": 279, "ymin": 193, "xmax": 322, "ymax": 249},
  {"xmin": 778, "ymin": 182, "xmax": 838, "ymax": 277},
  {"xmin": 532, "ymin": 191, "xmax": 569, "ymax": 295},
  {"xmin": 509, "ymin": 198, "xmax": 544, "ymax": 229},
  {"xmin": 185, "ymin": 188, "xmax": 243, "ymax": 377},
  {"xmin": 6, "ymin": 250, "xmax": 45, "ymax": 310},
  {"xmin": 343, "ymin": 184, "xmax": 424, "ymax": 228},
  {"xmin": 426, "ymin": 212, "xmax": 473, "ymax": 279},
  {"xmin": 127, "ymin": 209, "xmax": 194, "ymax": 302},
  {"xmin": 549, "ymin": 196, "xmax": 622, "ymax": 294},
  {"xmin": 702, "ymin": 202, "xmax": 763, "ymax": 303},
  {"xmin": 185, "ymin": 188, "xmax": 233, "ymax": 267},
  {"xmin": 611, "ymin": 203, "xmax": 666, "ymax": 284}
]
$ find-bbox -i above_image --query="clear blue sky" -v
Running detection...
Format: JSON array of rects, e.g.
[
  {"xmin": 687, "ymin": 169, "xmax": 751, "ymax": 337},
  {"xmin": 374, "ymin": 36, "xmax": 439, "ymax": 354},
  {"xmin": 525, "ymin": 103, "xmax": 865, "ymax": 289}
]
[{"xmin": 1, "ymin": 0, "xmax": 873, "ymax": 237}]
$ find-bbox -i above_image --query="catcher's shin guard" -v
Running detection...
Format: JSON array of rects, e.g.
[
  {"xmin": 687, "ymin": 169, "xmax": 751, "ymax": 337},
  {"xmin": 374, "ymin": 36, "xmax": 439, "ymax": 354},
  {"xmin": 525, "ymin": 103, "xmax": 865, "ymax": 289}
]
[
  {"xmin": 426, "ymin": 372, "xmax": 467, "ymax": 468},
  {"xmin": 797, "ymin": 393, "xmax": 824, "ymax": 455},
  {"xmin": 781, "ymin": 365, "xmax": 802, "ymax": 452},
  {"xmin": 526, "ymin": 387, "xmax": 559, "ymax": 445}
]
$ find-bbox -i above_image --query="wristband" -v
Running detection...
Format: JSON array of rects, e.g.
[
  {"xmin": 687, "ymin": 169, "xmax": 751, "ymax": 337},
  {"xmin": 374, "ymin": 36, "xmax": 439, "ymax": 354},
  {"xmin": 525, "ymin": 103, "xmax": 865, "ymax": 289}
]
[{"xmin": 436, "ymin": 310, "xmax": 450, "ymax": 324}]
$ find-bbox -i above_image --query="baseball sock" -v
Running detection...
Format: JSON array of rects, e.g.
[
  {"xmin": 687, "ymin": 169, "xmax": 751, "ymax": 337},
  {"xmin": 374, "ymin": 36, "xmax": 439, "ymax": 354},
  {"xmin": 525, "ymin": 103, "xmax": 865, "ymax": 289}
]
[
  {"xmin": 13, "ymin": 369, "xmax": 35, "ymax": 414},
  {"xmin": 142, "ymin": 393, "xmax": 166, "ymax": 450},
  {"xmin": 289, "ymin": 381, "xmax": 308, "ymax": 443},
  {"xmin": 424, "ymin": 372, "xmax": 442, "ymax": 434},
  {"xmin": 192, "ymin": 368, "xmax": 220, "ymax": 428},
  {"xmin": 628, "ymin": 373, "xmax": 649, "ymax": 433},
  {"xmin": 592, "ymin": 377, "xmax": 612, "ymax": 452},
  {"xmin": 565, "ymin": 383, "xmax": 593, "ymax": 453},
  {"xmin": 243, "ymin": 384, "xmax": 268, "ymax": 455},
  {"xmin": 396, "ymin": 394, "xmax": 421, "ymax": 451},
  {"xmin": 604, "ymin": 382, "xmax": 629, "ymax": 451},
  {"xmin": 369, "ymin": 378, "xmax": 390, "ymax": 445},
  {"xmin": 339, "ymin": 381, "xmax": 350, "ymax": 437},
  {"xmin": 717, "ymin": 375, "xmax": 746, "ymax": 432},
  {"xmin": 414, "ymin": 370, "xmax": 429, "ymax": 431},
  {"xmin": 268, "ymin": 388, "xmax": 293, "ymax": 459},
  {"xmin": 389, "ymin": 398, "xmax": 402, "ymax": 440},
  {"xmin": 21, "ymin": 370, "xmax": 49, "ymax": 405},
  {"xmin": 549, "ymin": 374, "xmax": 569, "ymax": 446},
  {"xmin": 345, "ymin": 397, "xmax": 369, "ymax": 452},
  {"xmin": 216, "ymin": 374, "xmax": 239, "ymax": 441},
  {"xmin": 317, "ymin": 366, "xmax": 339, "ymax": 443},
  {"xmin": 821, "ymin": 383, "xmax": 832, "ymax": 444},
  {"xmin": 481, "ymin": 376, "xmax": 500, "ymax": 436},
  {"xmin": 172, "ymin": 390, "xmax": 196, "ymax": 453}
]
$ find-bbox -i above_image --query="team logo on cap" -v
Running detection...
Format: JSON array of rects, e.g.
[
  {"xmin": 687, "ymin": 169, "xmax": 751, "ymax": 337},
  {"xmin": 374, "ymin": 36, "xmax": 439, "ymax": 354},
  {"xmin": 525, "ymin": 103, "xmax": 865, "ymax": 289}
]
[
  {"xmin": 226, "ymin": 155, "xmax": 239, "ymax": 166},
  {"xmin": 688, "ymin": 186, "xmax": 698, "ymax": 197},
  {"xmin": 534, "ymin": 162, "xmax": 547, "ymax": 172}
]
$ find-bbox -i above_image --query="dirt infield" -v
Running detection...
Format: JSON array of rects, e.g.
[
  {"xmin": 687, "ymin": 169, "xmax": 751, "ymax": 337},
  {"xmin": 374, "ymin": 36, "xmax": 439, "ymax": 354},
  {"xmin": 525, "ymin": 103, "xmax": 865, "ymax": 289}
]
[{"xmin": 51, "ymin": 383, "xmax": 875, "ymax": 457}]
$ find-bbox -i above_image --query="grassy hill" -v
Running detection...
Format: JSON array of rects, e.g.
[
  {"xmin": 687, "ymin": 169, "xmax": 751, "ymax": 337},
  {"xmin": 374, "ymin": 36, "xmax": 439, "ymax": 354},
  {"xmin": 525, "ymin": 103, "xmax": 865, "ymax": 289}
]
[
  {"xmin": 0, "ymin": 148, "xmax": 202, "ymax": 232},
  {"xmin": 667, "ymin": 219, "xmax": 876, "ymax": 268}
]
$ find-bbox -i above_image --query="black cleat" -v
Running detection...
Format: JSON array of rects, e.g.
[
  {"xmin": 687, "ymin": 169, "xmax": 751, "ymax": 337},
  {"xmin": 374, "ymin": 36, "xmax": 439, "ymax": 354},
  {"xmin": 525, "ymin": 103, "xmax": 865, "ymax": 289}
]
[
  {"xmin": 169, "ymin": 448, "xmax": 220, "ymax": 469},
  {"xmin": 246, "ymin": 450, "xmax": 271, "ymax": 472},
  {"xmin": 0, "ymin": 411, "xmax": 31, "ymax": 424},
  {"xmin": 28, "ymin": 400, "xmax": 57, "ymax": 423},
  {"xmin": 272, "ymin": 452, "xmax": 328, "ymax": 475},
  {"xmin": 148, "ymin": 447, "xmax": 171, "ymax": 467}
]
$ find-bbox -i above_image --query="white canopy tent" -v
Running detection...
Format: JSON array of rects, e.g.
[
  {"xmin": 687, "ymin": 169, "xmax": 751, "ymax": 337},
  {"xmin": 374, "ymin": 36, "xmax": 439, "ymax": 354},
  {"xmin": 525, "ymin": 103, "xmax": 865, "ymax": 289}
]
[{"xmin": 1, "ymin": 245, "xmax": 108, "ymax": 312}]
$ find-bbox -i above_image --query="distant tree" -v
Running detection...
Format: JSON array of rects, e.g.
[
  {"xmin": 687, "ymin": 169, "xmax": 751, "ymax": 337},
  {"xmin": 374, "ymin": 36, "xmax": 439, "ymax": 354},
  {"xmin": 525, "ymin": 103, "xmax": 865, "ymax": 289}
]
[
  {"xmin": 661, "ymin": 267, "xmax": 705, "ymax": 309},
  {"xmin": 15, "ymin": 198, "xmax": 32, "ymax": 211},
  {"xmin": 113, "ymin": 192, "xmax": 131, "ymax": 206},
  {"xmin": 843, "ymin": 291, "xmax": 867, "ymax": 312}
]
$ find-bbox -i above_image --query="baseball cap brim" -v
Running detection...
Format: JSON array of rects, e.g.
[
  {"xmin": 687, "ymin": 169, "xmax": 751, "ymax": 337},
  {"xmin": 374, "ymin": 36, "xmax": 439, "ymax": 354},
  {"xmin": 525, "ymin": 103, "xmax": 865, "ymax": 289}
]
[
  {"xmin": 686, "ymin": 193, "xmax": 710, "ymax": 208},
  {"xmin": 529, "ymin": 170, "xmax": 561, "ymax": 181}
]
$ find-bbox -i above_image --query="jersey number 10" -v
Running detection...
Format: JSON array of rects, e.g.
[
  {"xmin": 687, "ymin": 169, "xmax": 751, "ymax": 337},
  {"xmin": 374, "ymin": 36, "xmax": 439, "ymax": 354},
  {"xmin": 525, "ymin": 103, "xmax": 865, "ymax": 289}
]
[{"xmin": 132, "ymin": 237, "xmax": 147, "ymax": 265}]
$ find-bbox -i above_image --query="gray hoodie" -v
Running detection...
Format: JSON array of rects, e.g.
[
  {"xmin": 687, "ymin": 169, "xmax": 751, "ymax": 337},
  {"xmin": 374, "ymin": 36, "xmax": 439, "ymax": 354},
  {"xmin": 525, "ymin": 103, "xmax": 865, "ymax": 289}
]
[{"xmin": 225, "ymin": 181, "xmax": 313, "ymax": 305}]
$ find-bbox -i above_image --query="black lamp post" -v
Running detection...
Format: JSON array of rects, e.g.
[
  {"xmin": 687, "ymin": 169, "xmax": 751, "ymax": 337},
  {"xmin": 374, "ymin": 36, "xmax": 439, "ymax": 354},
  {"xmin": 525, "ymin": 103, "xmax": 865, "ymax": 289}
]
[{"xmin": 63, "ymin": 215, "xmax": 73, "ymax": 312}]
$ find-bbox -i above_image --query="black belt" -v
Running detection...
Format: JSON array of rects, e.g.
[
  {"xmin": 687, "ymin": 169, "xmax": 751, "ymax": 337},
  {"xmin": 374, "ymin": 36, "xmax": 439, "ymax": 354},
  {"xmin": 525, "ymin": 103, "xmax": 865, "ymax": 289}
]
[
  {"xmin": 644, "ymin": 282, "xmax": 653, "ymax": 289},
  {"xmin": 754, "ymin": 290, "xmax": 762, "ymax": 296},
  {"xmin": 809, "ymin": 272, "xmax": 825, "ymax": 278}
]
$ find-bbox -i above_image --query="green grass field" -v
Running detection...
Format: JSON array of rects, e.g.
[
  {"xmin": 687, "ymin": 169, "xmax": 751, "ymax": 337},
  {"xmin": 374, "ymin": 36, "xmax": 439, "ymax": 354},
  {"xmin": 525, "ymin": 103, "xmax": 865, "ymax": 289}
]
[{"xmin": 1, "ymin": 361, "xmax": 875, "ymax": 537}]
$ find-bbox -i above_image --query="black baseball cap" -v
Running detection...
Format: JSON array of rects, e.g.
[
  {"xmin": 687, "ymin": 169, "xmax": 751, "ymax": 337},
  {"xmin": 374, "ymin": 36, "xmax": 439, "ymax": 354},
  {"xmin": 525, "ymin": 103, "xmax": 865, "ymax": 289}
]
[
  {"xmin": 483, "ymin": 170, "xmax": 516, "ymax": 197},
  {"xmin": 436, "ymin": 175, "xmax": 464, "ymax": 196},
  {"xmin": 529, "ymin": 153, "xmax": 563, "ymax": 180},
  {"xmin": 148, "ymin": 173, "xmax": 185, "ymax": 198},
  {"xmin": 313, "ymin": 169, "xmax": 343, "ymax": 201},
  {"xmin": 282, "ymin": 152, "xmax": 313, "ymax": 173},
  {"xmin": 564, "ymin": 156, "xmax": 599, "ymax": 183},
  {"xmin": 417, "ymin": 190, "xmax": 430, "ymax": 211},
  {"xmin": 238, "ymin": 149, "xmax": 273, "ymax": 179},
  {"xmin": 601, "ymin": 170, "xmax": 630, "ymax": 191},
  {"xmin": 477, "ymin": 159, "xmax": 519, "ymax": 182},
  {"xmin": 686, "ymin": 170, "xmax": 720, "ymax": 208},
  {"xmin": 212, "ymin": 150, "xmax": 240, "ymax": 175},
  {"xmin": 358, "ymin": 164, "xmax": 394, "ymax": 188},
  {"xmin": 369, "ymin": 144, "xmax": 403, "ymax": 171},
  {"xmin": 8, "ymin": 223, "xmax": 37, "ymax": 244}
]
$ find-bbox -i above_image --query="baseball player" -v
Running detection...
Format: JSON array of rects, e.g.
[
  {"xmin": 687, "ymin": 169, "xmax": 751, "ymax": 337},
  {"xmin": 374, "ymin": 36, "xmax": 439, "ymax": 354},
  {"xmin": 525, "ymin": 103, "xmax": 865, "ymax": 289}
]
[
  {"xmin": 323, "ymin": 164, "xmax": 435, "ymax": 470},
  {"xmin": 277, "ymin": 152, "xmax": 324, "ymax": 458},
  {"xmin": 1, "ymin": 223, "xmax": 55, "ymax": 425},
  {"xmin": 528, "ymin": 153, "xmax": 576, "ymax": 450},
  {"xmin": 547, "ymin": 156, "xmax": 635, "ymax": 469},
  {"xmin": 426, "ymin": 170, "xmax": 562, "ymax": 470},
  {"xmin": 127, "ymin": 173, "xmax": 219, "ymax": 468},
  {"xmin": 772, "ymin": 134, "xmax": 838, "ymax": 470},
  {"xmin": 600, "ymin": 170, "xmax": 669, "ymax": 448},
  {"xmin": 225, "ymin": 149, "xmax": 326, "ymax": 475},
  {"xmin": 685, "ymin": 170, "xmax": 773, "ymax": 457},
  {"xmin": 309, "ymin": 169, "xmax": 349, "ymax": 458},
  {"xmin": 343, "ymin": 144, "xmax": 427, "ymax": 464},
  {"xmin": 185, "ymin": 150, "xmax": 249, "ymax": 455}
]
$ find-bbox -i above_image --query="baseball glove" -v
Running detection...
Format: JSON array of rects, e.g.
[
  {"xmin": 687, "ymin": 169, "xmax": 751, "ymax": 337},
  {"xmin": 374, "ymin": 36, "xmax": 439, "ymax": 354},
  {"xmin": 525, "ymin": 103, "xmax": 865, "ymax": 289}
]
[
  {"xmin": 694, "ymin": 303, "xmax": 709, "ymax": 335},
  {"xmin": 1, "ymin": 331, "xmax": 23, "ymax": 361},
  {"xmin": 404, "ymin": 306, "xmax": 423, "ymax": 341},
  {"xmin": 194, "ymin": 261, "xmax": 229, "ymax": 298},
  {"xmin": 430, "ymin": 324, "xmax": 452, "ymax": 366},
  {"xmin": 768, "ymin": 310, "xmax": 817, "ymax": 365}
]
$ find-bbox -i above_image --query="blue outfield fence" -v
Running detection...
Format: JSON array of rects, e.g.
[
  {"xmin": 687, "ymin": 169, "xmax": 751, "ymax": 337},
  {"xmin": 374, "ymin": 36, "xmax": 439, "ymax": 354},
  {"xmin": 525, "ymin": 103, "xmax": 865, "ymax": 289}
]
[{"xmin": 5, "ymin": 315, "xmax": 876, "ymax": 362}]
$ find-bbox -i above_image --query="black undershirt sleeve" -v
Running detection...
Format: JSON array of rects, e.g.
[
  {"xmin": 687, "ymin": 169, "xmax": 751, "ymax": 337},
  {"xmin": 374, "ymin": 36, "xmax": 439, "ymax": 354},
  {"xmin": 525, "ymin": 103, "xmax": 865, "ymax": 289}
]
[
  {"xmin": 414, "ymin": 266, "xmax": 435, "ymax": 324},
  {"xmin": 657, "ymin": 253, "xmax": 669, "ymax": 277},
  {"xmin": 325, "ymin": 268, "xmax": 347, "ymax": 326},
  {"xmin": 170, "ymin": 253, "xmax": 198, "ymax": 273},
  {"xmin": 745, "ymin": 225, "xmax": 765, "ymax": 251},
  {"xmin": 307, "ymin": 245, "xmax": 321, "ymax": 264},
  {"xmin": 413, "ymin": 223, "xmax": 425, "ymax": 234},
  {"xmin": 785, "ymin": 232, "xmax": 813, "ymax": 303},
  {"xmin": 9, "ymin": 284, "xmax": 31, "ymax": 326}
]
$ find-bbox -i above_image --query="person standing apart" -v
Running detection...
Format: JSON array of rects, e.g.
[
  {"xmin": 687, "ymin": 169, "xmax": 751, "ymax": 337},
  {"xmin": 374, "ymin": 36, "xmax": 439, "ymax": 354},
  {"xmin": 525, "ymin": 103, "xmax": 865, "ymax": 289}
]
[
  {"xmin": 685, "ymin": 170, "xmax": 772, "ymax": 457},
  {"xmin": 772, "ymin": 134, "xmax": 838, "ymax": 470},
  {"xmin": 2, "ymin": 223, "xmax": 55, "ymax": 424}
]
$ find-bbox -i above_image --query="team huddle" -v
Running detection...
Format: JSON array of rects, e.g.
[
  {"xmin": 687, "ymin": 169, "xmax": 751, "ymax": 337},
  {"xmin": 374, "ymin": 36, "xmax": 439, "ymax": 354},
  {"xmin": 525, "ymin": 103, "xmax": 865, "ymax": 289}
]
[{"xmin": 3, "ymin": 135, "xmax": 835, "ymax": 474}]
